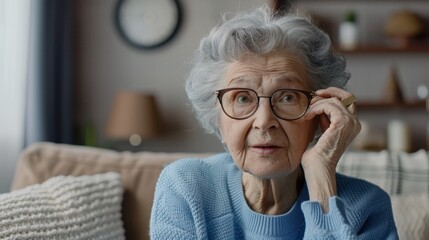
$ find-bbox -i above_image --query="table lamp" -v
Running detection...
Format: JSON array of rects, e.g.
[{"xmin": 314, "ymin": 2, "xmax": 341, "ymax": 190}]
[{"xmin": 105, "ymin": 91, "xmax": 162, "ymax": 148}]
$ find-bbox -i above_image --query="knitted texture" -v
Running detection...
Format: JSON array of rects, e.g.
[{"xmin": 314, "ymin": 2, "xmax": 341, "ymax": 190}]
[
  {"xmin": 391, "ymin": 193, "xmax": 429, "ymax": 240},
  {"xmin": 0, "ymin": 172, "xmax": 125, "ymax": 240},
  {"xmin": 151, "ymin": 153, "xmax": 398, "ymax": 239}
]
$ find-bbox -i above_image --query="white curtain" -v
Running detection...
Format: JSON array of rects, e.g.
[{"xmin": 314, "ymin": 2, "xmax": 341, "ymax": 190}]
[{"xmin": 0, "ymin": 0, "xmax": 31, "ymax": 192}]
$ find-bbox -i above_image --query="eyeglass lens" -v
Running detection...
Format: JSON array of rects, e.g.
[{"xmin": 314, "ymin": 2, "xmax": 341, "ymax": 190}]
[{"xmin": 219, "ymin": 89, "xmax": 310, "ymax": 120}]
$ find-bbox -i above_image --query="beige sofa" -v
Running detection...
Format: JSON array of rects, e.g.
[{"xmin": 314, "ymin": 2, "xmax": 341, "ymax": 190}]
[
  {"xmin": 9, "ymin": 142, "xmax": 210, "ymax": 240},
  {"xmin": 6, "ymin": 142, "xmax": 429, "ymax": 239}
]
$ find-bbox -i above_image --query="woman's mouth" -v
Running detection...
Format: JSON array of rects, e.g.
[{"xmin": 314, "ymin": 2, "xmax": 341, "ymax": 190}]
[{"xmin": 250, "ymin": 144, "xmax": 282, "ymax": 155}]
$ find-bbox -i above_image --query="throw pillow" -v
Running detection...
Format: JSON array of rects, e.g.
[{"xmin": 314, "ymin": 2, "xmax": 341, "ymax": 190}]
[
  {"xmin": 0, "ymin": 172, "xmax": 125, "ymax": 240},
  {"xmin": 391, "ymin": 193, "xmax": 429, "ymax": 240}
]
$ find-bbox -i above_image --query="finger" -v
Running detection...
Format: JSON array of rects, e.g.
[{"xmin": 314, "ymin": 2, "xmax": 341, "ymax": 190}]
[
  {"xmin": 304, "ymin": 97, "xmax": 347, "ymax": 121},
  {"xmin": 315, "ymin": 88, "xmax": 355, "ymax": 105},
  {"xmin": 315, "ymin": 87, "xmax": 351, "ymax": 100},
  {"xmin": 312, "ymin": 87, "xmax": 357, "ymax": 114},
  {"xmin": 305, "ymin": 98, "xmax": 362, "ymax": 146},
  {"xmin": 305, "ymin": 98, "xmax": 359, "ymax": 134}
]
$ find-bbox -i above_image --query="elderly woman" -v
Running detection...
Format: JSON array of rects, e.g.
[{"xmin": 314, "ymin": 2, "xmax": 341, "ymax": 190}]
[{"xmin": 150, "ymin": 6, "xmax": 398, "ymax": 239}]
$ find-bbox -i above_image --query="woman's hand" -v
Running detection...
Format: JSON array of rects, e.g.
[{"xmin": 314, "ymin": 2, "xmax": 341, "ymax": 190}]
[{"xmin": 301, "ymin": 87, "xmax": 361, "ymax": 212}]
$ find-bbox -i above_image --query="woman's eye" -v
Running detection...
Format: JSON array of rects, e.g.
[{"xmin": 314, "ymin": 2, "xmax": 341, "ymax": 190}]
[
  {"xmin": 281, "ymin": 94, "xmax": 295, "ymax": 103},
  {"xmin": 236, "ymin": 95, "xmax": 250, "ymax": 103}
]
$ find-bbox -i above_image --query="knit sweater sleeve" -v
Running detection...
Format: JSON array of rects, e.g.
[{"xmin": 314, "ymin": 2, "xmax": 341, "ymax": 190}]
[
  {"xmin": 150, "ymin": 161, "xmax": 200, "ymax": 240},
  {"xmin": 301, "ymin": 196, "xmax": 398, "ymax": 240}
]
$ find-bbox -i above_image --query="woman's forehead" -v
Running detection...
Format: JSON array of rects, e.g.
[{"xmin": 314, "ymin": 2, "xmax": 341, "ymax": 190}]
[{"xmin": 225, "ymin": 52, "xmax": 310, "ymax": 88}]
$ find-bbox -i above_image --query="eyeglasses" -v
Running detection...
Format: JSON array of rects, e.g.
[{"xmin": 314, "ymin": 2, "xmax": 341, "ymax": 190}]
[{"xmin": 215, "ymin": 88, "xmax": 316, "ymax": 121}]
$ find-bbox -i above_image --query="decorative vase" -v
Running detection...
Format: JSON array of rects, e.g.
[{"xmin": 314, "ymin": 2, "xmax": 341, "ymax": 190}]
[
  {"xmin": 383, "ymin": 66, "xmax": 404, "ymax": 103},
  {"xmin": 339, "ymin": 22, "xmax": 358, "ymax": 50},
  {"xmin": 387, "ymin": 120, "xmax": 411, "ymax": 152}
]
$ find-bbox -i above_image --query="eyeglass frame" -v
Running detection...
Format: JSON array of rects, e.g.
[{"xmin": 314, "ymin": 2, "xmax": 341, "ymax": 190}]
[{"xmin": 215, "ymin": 87, "xmax": 316, "ymax": 121}]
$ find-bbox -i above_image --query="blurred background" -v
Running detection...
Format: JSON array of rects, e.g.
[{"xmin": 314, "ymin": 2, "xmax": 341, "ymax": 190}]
[{"xmin": 1, "ymin": 0, "xmax": 428, "ymax": 193}]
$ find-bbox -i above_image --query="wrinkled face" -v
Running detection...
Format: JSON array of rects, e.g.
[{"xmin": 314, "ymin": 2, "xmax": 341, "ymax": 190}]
[{"xmin": 219, "ymin": 52, "xmax": 317, "ymax": 179}]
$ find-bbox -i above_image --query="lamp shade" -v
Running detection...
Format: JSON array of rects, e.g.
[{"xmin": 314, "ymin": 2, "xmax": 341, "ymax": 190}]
[{"xmin": 105, "ymin": 91, "xmax": 162, "ymax": 140}]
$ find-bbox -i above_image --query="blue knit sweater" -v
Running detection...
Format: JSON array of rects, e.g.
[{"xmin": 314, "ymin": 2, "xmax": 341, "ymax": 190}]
[{"xmin": 150, "ymin": 153, "xmax": 398, "ymax": 239}]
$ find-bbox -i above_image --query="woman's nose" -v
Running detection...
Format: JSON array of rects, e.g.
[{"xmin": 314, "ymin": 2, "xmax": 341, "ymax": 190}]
[{"xmin": 252, "ymin": 98, "xmax": 280, "ymax": 130}]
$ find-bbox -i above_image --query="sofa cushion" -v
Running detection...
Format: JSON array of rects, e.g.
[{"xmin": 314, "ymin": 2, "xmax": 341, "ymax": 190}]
[
  {"xmin": 1, "ymin": 172, "xmax": 124, "ymax": 240},
  {"xmin": 11, "ymin": 142, "xmax": 211, "ymax": 240}
]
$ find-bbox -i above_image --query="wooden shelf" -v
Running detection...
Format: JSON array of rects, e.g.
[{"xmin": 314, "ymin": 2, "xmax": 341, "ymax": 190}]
[
  {"xmin": 336, "ymin": 44, "xmax": 429, "ymax": 54},
  {"xmin": 357, "ymin": 100, "xmax": 427, "ymax": 110}
]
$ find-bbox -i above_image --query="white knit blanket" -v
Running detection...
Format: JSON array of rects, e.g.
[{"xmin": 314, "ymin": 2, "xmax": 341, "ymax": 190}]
[{"xmin": 0, "ymin": 172, "xmax": 125, "ymax": 240}]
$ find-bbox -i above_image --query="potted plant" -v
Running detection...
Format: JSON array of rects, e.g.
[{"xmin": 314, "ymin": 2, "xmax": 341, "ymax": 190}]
[{"xmin": 339, "ymin": 10, "xmax": 358, "ymax": 50}]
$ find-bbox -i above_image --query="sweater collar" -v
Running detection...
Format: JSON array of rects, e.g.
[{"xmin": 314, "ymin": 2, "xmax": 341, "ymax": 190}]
[{"xmin": 226, "ymin": 153, "xmax": 309, "ymax": 237}]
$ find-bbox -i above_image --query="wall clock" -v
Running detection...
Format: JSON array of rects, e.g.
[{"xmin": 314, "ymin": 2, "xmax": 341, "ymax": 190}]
[{"xmin": 114, "ymin": 0, "xmax": 182, "ymax": 50}]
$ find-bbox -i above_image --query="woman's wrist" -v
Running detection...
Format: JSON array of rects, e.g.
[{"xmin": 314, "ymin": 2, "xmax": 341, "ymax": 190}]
[{"xmin": 303, "ymin": 162, "xmax": 337, "ymax": 213}]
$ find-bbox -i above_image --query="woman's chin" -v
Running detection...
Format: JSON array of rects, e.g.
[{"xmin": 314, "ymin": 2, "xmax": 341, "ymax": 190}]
[
  {"xmin": 242, "ymin": 157, "xmax": 295, "ymax": 179},
  {"xmin": 245, "ymin": 168, "xmax": 293, "ymax": 179}
]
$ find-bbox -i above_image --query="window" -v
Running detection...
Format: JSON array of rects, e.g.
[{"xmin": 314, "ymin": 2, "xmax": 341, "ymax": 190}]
[{"xmin": 0, "ymin": 0, "xmax": 31, "ymax": 192}]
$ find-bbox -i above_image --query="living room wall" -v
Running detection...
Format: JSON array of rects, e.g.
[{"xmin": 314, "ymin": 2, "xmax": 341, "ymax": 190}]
[
  {"xmin": 74, "ymin": 0, "xmax": 429, "ymax": 152},
  {"xmin": 74, "ymin": 0, "xmax": 265, "ymax": 152}
]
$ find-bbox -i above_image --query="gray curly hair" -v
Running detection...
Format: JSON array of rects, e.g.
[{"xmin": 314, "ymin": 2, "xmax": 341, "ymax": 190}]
[{"xmin": 185, "ymin": 6, "xmax": 350, "ymax": 139}]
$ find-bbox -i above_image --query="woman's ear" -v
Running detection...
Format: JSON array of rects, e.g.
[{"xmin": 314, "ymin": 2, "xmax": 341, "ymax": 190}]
[
  {"xmin": 216, "ymin": 125, "xmax": 225, "ymax": 143},
  {"xmin": 218, "ymin": 130, "xmax": 230, "ymax": 152}
]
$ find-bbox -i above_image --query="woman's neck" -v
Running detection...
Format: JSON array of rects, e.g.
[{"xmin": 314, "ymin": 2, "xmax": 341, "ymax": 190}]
[{"xmin": 242, "ymin": 167, "xmax": 304, "ymax": 215}]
